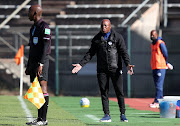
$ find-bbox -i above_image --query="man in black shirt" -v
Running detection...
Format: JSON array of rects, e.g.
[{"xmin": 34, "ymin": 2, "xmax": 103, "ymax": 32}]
[
  {"xmin": 72, "ymin": 19, "xmax": 134, "ymax": 122},
  {"xmin": 25, "ymin": 5, "xmax": 51, "ymax": 125}
]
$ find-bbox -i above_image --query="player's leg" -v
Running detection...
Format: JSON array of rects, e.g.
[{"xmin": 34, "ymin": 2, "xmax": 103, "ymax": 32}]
[
  {"xmin": 154, "ymin": 69, "xmax": 166, "ymax": 101},
  {"xmin": 26, "ymin": 63, "xmax": 42, "ymax": 125},
  {"xmin": 38, "ymin": 57, "xmax": 49, "ymax": 125},
  {"xmin": 97, "ymin": 72, "xmax": 111, "ymax": 122},
  {"xmin": 39, "ymin": 81, "xmax": 49, "ymax": 123},
  {"xmin": 153, "ymin": 69, "xmax": 166, "ymax": 102},
  {"xmin": 150, "ymin": 69, "xmax": 166, "ymax": 108},
  {"xmin": 110, "ymin": 71, "xmax": 128, "ymax": 122},
  {"xmin": 26, "ymin": 57, "xmax": 49, "ymax": 125}
]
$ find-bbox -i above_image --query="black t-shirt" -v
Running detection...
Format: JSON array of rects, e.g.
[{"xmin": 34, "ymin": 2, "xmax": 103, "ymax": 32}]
[{"xmin": 29, "ymin": 19, "xmax": 51, "ymax": 64}]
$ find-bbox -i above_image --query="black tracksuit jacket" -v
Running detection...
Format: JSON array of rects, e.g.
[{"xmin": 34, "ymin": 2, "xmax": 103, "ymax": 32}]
[{"xmin": 79, "ymin": 29, "xmax": 130, "ymax": 73}]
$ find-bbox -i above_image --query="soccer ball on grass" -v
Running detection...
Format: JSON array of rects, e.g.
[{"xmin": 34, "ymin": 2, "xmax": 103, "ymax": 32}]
[{"xmin": 80, "ymin": 98, "xmax": 90, "ymax": 108}]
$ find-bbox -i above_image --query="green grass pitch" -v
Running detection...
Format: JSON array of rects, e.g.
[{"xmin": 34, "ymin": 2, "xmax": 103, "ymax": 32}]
[{"xmin": 0, "ymin": 96, "xmax": 180, "ymax": 126}]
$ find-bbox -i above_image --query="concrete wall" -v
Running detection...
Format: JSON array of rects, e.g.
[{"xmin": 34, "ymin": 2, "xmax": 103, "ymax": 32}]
[{"xmin": 130, "ymin": 3, "xmax": 160, "ymax": 97}]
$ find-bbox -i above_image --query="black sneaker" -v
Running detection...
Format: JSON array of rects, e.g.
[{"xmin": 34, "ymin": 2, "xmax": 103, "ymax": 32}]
[{"xmin": 26, "ymin": 118, "xmax": 43, "ymax": 125}]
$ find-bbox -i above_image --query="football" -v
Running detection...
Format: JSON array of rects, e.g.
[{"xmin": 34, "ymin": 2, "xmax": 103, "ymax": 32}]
[{"xmin": 80, "ymin": 98, "xmax": 90, "ymax": 108}]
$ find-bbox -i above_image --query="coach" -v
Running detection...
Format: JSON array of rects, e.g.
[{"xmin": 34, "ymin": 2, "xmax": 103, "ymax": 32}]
[
  {"xmin": 25, "ymin": 5, "xmax": 51, "ymax": 125},
  {"xmin": 72, "ymin": 19, "xmax": 134, "ymax": 122}
]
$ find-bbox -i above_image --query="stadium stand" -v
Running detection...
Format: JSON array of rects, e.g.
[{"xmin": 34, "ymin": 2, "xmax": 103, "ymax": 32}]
[
  {"xmin": 166, "ymin": 2, "xmax": 180, "ymax": 27},
  {"xmin": 159, "ymin": 0, "xmax": 180, "ymax": 97},
  {"xmin": 0, "ymin": 15, "xmax": 20, "ymax": 19},
  {"xmin": 0, "ymin": 0, "xmax": 179, "ymax": 96},
  {"xmin": 75, "ymin": 0, "xmax": 145, "ymax": 4}
]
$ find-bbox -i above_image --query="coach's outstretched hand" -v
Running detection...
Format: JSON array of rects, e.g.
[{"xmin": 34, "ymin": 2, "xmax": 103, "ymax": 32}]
[{"xmin": 72, "ymin": 64, "xmax": 82, "ymax": 74}]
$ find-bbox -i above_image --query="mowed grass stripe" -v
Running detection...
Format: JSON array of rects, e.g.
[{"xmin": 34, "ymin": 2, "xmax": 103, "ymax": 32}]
[
  {"xmin": 51, "ymin": 96, "xmax": 180, "ymax": 126},
  {"xmin": 0, "ymin": 96, "xmax": 86, "ymax": 126},
  {"xmin": 24, "ymin": 96, "xmax": 86, "ymax": 126},
  {"xmin": 0, "ymin": 96, "xmax": 28, "ymax": 125},
  {"xmin": 18, "ymin": 96, "xmax": 33, "ymax": 122},
  {"xmin": 1, "ymin": 96, "xmax": 180, "ymax": 126}
]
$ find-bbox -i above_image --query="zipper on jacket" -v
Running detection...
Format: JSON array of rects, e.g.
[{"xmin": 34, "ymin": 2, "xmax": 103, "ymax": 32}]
[{"xmin": 105, "ymin": 40, "xmax": 109, "ymax": 70}]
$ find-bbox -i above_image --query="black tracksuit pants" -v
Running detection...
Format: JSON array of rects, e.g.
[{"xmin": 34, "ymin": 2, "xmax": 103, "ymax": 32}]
[{"xmin": 97, "ymin": 71, "xmax": 125, "ymax": 115}]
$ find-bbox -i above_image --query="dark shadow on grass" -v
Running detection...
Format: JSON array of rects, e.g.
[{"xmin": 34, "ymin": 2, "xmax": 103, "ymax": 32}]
[
  {"xmin": 0, "ymin": 124, "xmax": 16, "ymax": 126},
  {"xmin": 136, "ymin": 113, "xmax": 159, "ymax": 115},
  {"xmin": 45, "ymin": 118, "xmax": 79, "ymax": 121},
  {"xmin": 86, "ymin": 124, "xmax": 111, "ymax": 126},
  {"xmin": 128, "ymin": 113, "xmax": 160, "ymax": 118},
  {"xmin": 2, "ymin": 116, "xmax": 32, "ymax": 119},
  {"xmin": 139, "ymin": 115, "xmax": 160, "ymax": 118},
  {"xmin": 0, "ymin": 116, "xmax": 19, "ymax": 119},
  {"xmin": 87, "ymin": 124, "xmax": 121, "ymax": 126}
]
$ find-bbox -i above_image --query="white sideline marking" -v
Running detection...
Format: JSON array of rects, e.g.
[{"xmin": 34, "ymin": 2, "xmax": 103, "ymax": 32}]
[
  {"xmin": 85, "ymin": 114, "xmax": 100, "ymax": 122},
  {"xmin": 18, "ymin": 96, "xmax": 33, "ymax": 122}
]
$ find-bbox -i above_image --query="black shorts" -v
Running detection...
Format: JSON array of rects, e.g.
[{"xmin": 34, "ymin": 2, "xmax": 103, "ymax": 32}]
[{"xmin": 28, "ymin": 56, "xmax": 49, "ymax": 83}]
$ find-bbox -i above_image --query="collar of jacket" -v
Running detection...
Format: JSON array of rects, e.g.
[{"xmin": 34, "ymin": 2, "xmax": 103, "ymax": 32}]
[
  {"xmin": 100, "ymin": 29, "xmax": 115, "ymax": 42},
  {"xmin": 102, "ymin": 30, "xmax": 111, "ymax": 40},
  {"xmin": 152, "ymin": 36, "xmax": 163, "ymax": 45}
]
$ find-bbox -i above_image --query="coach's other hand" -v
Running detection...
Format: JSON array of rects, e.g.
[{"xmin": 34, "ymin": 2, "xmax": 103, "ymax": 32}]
[
  {"xmin": 127, "ymin": 64, "xmax": 135, "ymax": 75},
  {"xmin": 72, "ymin": 64, "xmax": 82, "ymax": 73}
]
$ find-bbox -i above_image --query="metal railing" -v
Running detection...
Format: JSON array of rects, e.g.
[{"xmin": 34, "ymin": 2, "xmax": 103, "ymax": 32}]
[
  {"xmin": 163, "ymin": 0, "xmax": 168, "ymax": 27},
  {"xmin": 0, "ymin": 0, "xmax": 31, "ymax": 29},
  {"xmin": 120, "ymin": 0, "xmax": 150, "ymax": 26}
]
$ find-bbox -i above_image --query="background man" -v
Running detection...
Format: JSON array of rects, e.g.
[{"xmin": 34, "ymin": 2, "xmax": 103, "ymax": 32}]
[
  {"xmin": 25, "ymin": 5, "xmax": 51, "ymax": 125},
  {"xmin": 72, "ymin": 19, "xmax": 134, "ymax": 122},
  {"xmin": 149, "ymin": 30, "xmax": 173, "ymax": 108}
]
